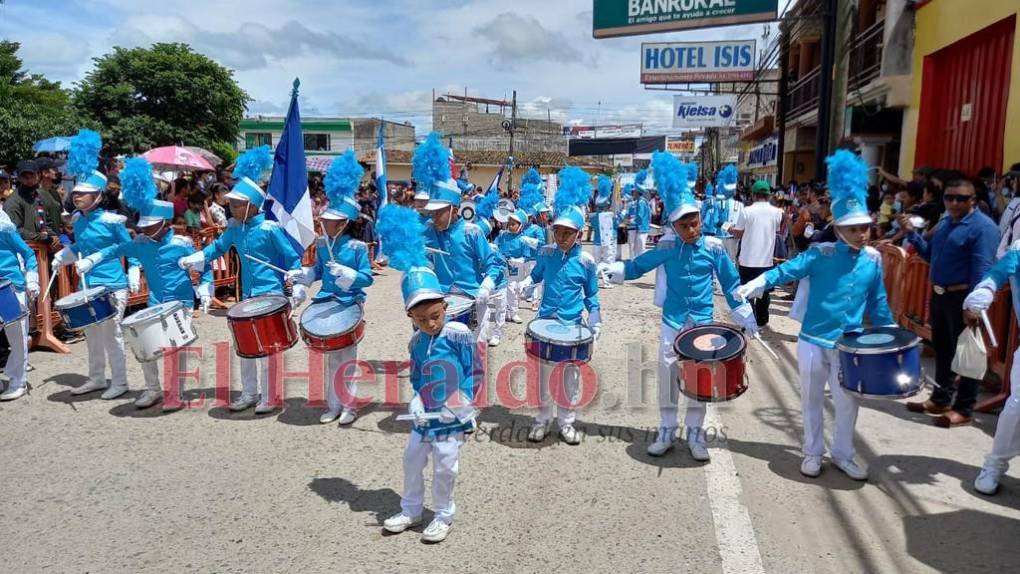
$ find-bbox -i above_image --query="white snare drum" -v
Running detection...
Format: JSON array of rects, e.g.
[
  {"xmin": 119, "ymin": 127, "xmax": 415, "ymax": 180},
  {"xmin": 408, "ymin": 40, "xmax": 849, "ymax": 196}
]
[{"xmin": 122, "ymin": 301, "xmax": 197, "ymax": 362}]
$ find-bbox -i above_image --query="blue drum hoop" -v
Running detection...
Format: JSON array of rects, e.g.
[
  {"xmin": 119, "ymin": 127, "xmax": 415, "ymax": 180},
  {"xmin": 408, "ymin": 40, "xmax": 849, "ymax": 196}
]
[
  {"xmin": 0, "ymin": 279, "xmax": 27, "ymax": 325},
  {"xmin": 525, "ymin": 319, "xmax": 594, "ymax": 363},
  {"xmin": 55, "ymin": 286, "xmax": 116, "ymax": 331}
]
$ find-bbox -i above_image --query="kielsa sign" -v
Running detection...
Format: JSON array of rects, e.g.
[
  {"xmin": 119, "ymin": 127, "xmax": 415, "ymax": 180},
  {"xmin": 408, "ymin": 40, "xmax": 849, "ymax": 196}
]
[
  {"xmin": 642, "ymin": 40, "xmax": 756, "ymax": 83},
  {"xmin": 672, "ymin": 95, "xmax": 736, "ymax": 128},
  {"xmin": 593, "ymin": 0, "xmax": 779, "ymax": 39}
]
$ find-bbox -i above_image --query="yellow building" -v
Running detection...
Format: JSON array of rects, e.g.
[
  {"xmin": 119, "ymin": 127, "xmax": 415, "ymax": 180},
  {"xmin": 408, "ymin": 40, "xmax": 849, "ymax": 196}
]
[{"xmin": 900, "ymin": 0, "xmax": 1020, "ymax": 176}]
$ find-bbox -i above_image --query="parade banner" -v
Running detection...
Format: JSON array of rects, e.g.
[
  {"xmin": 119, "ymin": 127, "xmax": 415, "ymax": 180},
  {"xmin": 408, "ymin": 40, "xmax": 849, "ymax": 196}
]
[
  {"xmin": 672, "ymin": 95, "xmax": 736, "ymax": 128},
  {"xmin": 641, "ymin": 40, "xmax": 756, "ymax": 83},
  {"xmin": 593, "ymin": 0, "xmax": 779, "ymax": 39}
]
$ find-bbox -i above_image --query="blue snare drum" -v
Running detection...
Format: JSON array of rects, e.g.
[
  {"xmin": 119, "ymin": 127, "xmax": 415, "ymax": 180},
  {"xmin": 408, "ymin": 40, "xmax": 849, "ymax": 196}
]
[
  {"xmin": 54, "ymin": 287, "xmax": 117, "ymax": 332},
  {"xmin": 0, "ymin": 280, "xmax": 27, "ymax": 326},
  {"xmin": 836, "ymin": 326, "xmax": 923, "ymax": 399},
  {"xmin": 525, "ymin": 318, "xmax": 594, "ymax": 363},
  {"xmin": 445, "ymin": 294, "xmax": 476, "ymax": 329}
]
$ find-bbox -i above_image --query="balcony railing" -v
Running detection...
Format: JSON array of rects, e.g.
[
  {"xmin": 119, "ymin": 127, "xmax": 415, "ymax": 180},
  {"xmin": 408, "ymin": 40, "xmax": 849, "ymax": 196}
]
[
  {"xmin": 785, "ymin": 66, "xmax": 821, "ymax": 121},
  {"xmin": 848, "ymin": 19, "xmax": 884, "ymax": 92}
]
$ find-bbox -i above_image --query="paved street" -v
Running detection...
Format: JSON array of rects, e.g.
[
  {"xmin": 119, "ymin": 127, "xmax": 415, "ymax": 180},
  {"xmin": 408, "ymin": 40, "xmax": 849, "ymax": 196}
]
[{"xmin": 2, "ymin": 244, "xmax": 1019, "ymax": 573}]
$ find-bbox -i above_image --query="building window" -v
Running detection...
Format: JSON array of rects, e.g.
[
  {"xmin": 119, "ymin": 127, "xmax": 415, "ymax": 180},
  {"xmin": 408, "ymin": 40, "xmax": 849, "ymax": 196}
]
[
  {"xmin": 245, "ymin": 132, "xmax": 272, "ymax": 149},
  {"xmin": 304, "ymin": 133, "xmax": 330, "ymax": 151}
]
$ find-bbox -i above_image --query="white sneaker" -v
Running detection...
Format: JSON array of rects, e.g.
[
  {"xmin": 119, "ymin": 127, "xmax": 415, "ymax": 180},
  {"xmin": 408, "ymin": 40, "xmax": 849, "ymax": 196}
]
[
  {"xmin": 382, "ymin": 512, "xmax": 421, "ymax": 533},
  {"xmin": 560, "ymin": 424, "xmax": 581, "ymax": 445},
  {"xmin": 0, "ymin": 384, "xmax": 27, "ymax": 401},
  {"xmin": 510, "ymin": 314, "xmax": 523, "ymax": 324},
  {"xmin": 488, "ymin": 337, "xmax": 501, "ymax": 347},
  {"xmin": 647, "ymin": 439, "xmax": 674, "ymax": 457},
  {"xmin": 688, "ymin": 441, "xmax": 710, "ymax": 462},
  {"xmin": 530, "ymin": 301, "xmax": 539, "ymax": 311},
  {"xmin": 71, "ymin": 379, "xmax": 107, "ymax": 396},
  {"xmin": 603, "ymin": 283, "xmax": 614, "ymax": 290},
  {"xmin": 974, "ymin": 466, "xmax": 1004, "ymax": 495},
  {"xmin": 254, "ymin": 401, "xmax": 278, "ymax": 415},
  {"xmin": 421, "ymin": 519, "xmax": 451, "ymax": 543},
  {"xmin": 337, "ymin": 409, "xmax": 357, "ymax": 426},
  {"xmin": 832, "ymin": 457, "xmax": 868, "ymax": 481},
  {"xmin": 527, "ymin": 421, "xmax": 548, "ymax": 442},
  {"xmin": 229, "ymin": 393, "xmax": 259, "ymax": 412},
  {"xmin": 801, "ymin": 455, "xmax": 823, "ymax": 478},
  {"xmin": 100, "ymin": 384, "xmax": 129, "ymax": 400},
  {"xmin": 133, "ymin": 390, "xmax": 162, "ymax": 409},
  {"xmin": 319, "ymin": 408, "xmax": 342, "ymax": 424}
]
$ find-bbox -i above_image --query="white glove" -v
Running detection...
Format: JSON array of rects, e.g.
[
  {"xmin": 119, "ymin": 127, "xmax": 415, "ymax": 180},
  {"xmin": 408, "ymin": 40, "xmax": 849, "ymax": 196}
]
[
  {"xmin": 178, "ymin": 251, "xmax": 205, "ymax": 271},
  {"xmin": 128, "ymin": 266, "xmax": 141, "ymax": 294},
  {"xmin": 731, "ymin": 303, "xmax": 759, "ymax": 337},
  {"xmin": 200, "ymin": 295, "xmax": 211, "ymax": 314},
  {"xmin": 735, "ymin": 275, "xmax": 768, "ymax": 301},
  {"xmin": 327, "ymin": 262, "xmax": 357, "ymax": 291},
  {"xmin": 439, "ymin": 390, "xmax": 477, "ymax": 424},
  {"xmin": 476, "ymin": 276, "xmax": 495, "ymax": 302},
  {"xmin": 53, "ymin": 246, "xmax": 77, "ymax": 267},
  {"xmin": 291, "ymin": 283, "xmax": 307, "ymax": 305},
  {"xmin": 601, "ymin": 261, "xmax": 626, "ymax": 284},
  {"xmin": 518, "ymin": 276, "xmax": 534, "ymax": 291},
  {"xmin": 25, "ymin": 270, "xmax": 39, "ymax": 299},
  {"xmin": 520, "ymin": 236, "xmax": 541, "ymax": 249},
  {"xmin": 591, "ymin": 324, "xmax": 602, "ymax": 341},
  {"xmin": 964, "ymin": 282, "xmax": 997, "ymax": 313},
  {"xmin": 75, "ymin": 253, "xmax": 102, "ymax": 275},
  {"xmin": 408, "ymin": 393, "xmax": 428, "ymax": 428}
]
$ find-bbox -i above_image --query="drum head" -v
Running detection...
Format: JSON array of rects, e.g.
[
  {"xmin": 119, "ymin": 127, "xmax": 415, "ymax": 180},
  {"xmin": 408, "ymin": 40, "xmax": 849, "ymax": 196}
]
[
  {"xmin": 673, "ymin": 324, "xmax": 745, "ymax": 362},
  {"xmin": 125, "ymin": 301, "xmax": 183, "ymax": 325},
  {"xmin": 836, "ymin": 326, "xmax": 921, "ymax": 355},
  {"xmin": 445, "ymin": 294, "xmax": 474, "ymax": 316},
  {"xmin": 301, "ymin": 300, "xmax": 362, "ymax": 337},
  {"xmin": 228, "ymin": 295, "xmax": 290, "ymax": 319},
  {"xmin": 55, "ymin": 286, "xmax": 109, "ymax": 308},
  {"xmin": 527, "ymin": 318, "xmax": 593, "ymax": 344}
]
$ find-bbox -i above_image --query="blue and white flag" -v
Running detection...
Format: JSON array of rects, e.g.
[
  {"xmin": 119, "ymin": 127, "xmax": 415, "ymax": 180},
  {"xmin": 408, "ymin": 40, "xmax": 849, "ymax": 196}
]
[
  {"xmin": 266, "ymin": 78, "xmax": 315, "ymax": 252},
  {"xmin": 375, "ymin": 122, "xmax": 387, "ymax": 208},
  {"xmin": 487, "ymin": 165, "xmax": 504, "ymax": 195}
]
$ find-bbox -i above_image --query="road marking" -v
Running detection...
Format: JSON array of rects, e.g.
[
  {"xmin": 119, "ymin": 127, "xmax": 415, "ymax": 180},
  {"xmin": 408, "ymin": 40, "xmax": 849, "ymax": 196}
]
[{"xmin": 704, "ymin": 406, "xmax": 766, "ymax": 574}]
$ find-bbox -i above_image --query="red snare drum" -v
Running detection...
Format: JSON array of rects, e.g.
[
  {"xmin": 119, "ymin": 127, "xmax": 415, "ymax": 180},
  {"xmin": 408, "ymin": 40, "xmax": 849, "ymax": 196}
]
[
  {"xmin": 672, "ymin": 323, "xmax": 748, "ymax": 402},
  {"xmin": 299, "ymin": 299, "xmax": 364, "ymax": 352},
  {"xmin": 227, "ymin": 295, "xmax": 299, "ymax": 358}
]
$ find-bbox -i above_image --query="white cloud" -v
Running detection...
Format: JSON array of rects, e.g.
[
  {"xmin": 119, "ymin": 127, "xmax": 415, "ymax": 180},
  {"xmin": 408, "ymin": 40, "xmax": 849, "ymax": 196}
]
[{"xmin": 473, "ymin": 12, "xmax": 584, "ymax": 71}]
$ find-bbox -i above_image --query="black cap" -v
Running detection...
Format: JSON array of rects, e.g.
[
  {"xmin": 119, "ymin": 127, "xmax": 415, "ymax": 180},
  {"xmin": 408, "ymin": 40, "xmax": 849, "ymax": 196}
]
[
  {"xmin": 16, "ymin": 159, "xmax": 38, "ymax": 176},
  {"xmin": 1007, "ymin": 162, "xmax": 1020, "ymax": 177},
  {"xmin": 35, "ymin": 157, "xmax": 65, "ymax": 171},
  {"xmin": 0, "ymin": 169, "xmax": 9, "ymax": 180}
]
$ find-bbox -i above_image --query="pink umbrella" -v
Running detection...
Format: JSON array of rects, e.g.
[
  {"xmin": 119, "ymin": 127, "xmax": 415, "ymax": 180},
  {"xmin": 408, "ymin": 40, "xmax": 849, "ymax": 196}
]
[
  {"xmin": 142, "ymin": 146, "xmax": 215, "ymax": 171},
  {"xmin": 306, "ymin": 155, "xmax": 334, "ymax": 173}
]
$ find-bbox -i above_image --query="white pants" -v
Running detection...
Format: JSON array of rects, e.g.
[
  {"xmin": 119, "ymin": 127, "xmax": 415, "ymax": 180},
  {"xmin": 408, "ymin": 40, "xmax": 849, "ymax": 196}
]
[
  {"xmin": 797, "ymin": 340, "xmax": 859, "ymax": 461},
  {"xmin": 536, "ymin": 360, "xmax": 581, "ymax": 427},
  {"xmin": 139, "ymin": 351, "xmax": 190, "ymax": 394},
  {"xmin": 240, "ymin": 356, "xmax": 271, "ymax": 403},
  {"xmin": 3, "ymin": 291, "xmax": 29, "ymax": 390},
  {"xmin": 401, "ymin": 431, "xmax": 464, "ymax": 524},
  {"xmin": 522, "ymin": 260, "xmax": 541, "ymax": 303},
  {"xmin": 628, "ymin": 230, "xmax": 648, "ymax": 259},
  {"xmin": 656, "ymin": 322, "xmax": 708, "ymax": 445},
  {"xmin": 722, "ymin": 237, "xmax": 739, "ymax": 263},
  {"xmin": 594, "ymin": 243, "xmax": 617, "ymax": 265},
  {"xmin": 325, "ymin": 345, "xmax": 359, "ymax": 413},
  {"xmin": 85, "ymin": 288, "xmax": 128, "ymax": 389},
  {"xmin": 506, "ymin": 259, "xmax": 526, "ymax": 317},
  {"xmin": 985, "ymin": 347, "xmax": 1020, "ymax": 470},
  {"xmin": 478, "ymin": 288, "xmax": 506, "ymax": 342}
]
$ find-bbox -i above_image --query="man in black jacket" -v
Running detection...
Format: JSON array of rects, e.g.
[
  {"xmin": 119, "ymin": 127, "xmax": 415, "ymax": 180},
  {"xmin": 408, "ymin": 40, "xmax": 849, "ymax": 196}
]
[{"xmin": 4, "ymin": 160, "xmax": 59, "ymax": 249}]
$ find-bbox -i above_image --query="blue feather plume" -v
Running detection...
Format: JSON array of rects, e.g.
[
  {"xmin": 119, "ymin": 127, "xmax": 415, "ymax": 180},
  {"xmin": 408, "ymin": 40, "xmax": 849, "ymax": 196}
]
[
  {"xmin": 412, "ymin": 132, "xmax": 451, "ymax": 192},
  {"xmin": 232, "ymin": 145, "xmax": 273, "ymax": 182},
  {"xmin": 826, "ymin": 149, "xmax": 869, "ymax": 209},
  {"xmin": 324, "ymin": 149, "xmax": 363, "ymax": 208},
  {"xmin": 476, "ymin": 188, "xmax": 499, "ymax": 220},
  {"xmin": 686, "ymin": 162, "xmax": 699, "ymax": 183},
  {"xmin": 597, "ymin": 175, "xmax": 612, "ymax": 199},
  {"xmin": 634, "ymin": 169, "xmax": 648, "ymax": 189},
  {"xmin": 652, "ymin": 151, "xmax": 690, "ymax": 216},
  {"xmin": 554, "ymin": 166, "xmax": 591, "ymax": 214},
  {"xmin": 718, "ymin": 164, "xmax": 738, "ymax": 187},
  {"xmin": 376, "ymin": 204, "xmax": 428, "ymax": 272},
  {"xmin": 68, "ymin": 129, "xmax": 102, "ymax": 178},
  {"xmin": 119, "ymin": 157, "xmax": 157, "ymax": 213},
  {"xmin": 519, "ymin": 182, "xmax": 544, "ymax": 214},
  {"xmin": 522, "ymin": 167, "xmax": 542, "ymax": 187}
]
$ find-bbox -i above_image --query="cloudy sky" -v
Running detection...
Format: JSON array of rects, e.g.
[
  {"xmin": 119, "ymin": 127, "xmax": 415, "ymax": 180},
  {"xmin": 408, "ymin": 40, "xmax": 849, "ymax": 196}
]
[{"xmin": 3, "ymin": 0, "xmax": 778, "ymax": 135}]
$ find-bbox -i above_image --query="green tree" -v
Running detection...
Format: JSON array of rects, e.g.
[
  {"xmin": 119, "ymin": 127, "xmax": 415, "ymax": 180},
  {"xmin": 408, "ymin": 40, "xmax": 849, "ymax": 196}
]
[
  {"xmin": 74, "ymin": 43, "xmax": 250, "ymax": 154},
  {"xmin": 0, "ymin": 40, "xmax": 86, "ymax": 169}
]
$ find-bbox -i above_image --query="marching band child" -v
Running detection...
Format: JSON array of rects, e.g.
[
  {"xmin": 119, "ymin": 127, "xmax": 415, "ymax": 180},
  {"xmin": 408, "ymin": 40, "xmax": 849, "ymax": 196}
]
[
  {"xmin": 736, "ymin": 150, "xmax": 894, "ymax": 480},
  {"xmin": 590, "ymin": 174, "xmax": 619, "ymax": 289},
  {"xmin": 626, "ymin": 170, "xmax": 651, "ymax": 259},
  {"xmin": 177, "ymin": 146, "xmax": 306, "ymax": 414},
  {"xmin": 518, "ymin": 174, "xmax": 548, "ymax": 310},
  {"xmin": 518, "ymin": 167, "xmax": 601, "ymax": 445},
  {"xmin": 377, "ymin": 203, "xmax": 477, "ymax": 544},
  {"xmin": 53, "ymin": 130, "xmax": 138, "ymax": 400},
  {"xmin": 495, "ymin": 208, "xmax": 536, "ymax": 324},
  {"xmin": 0, "ymin": 210, "xmax": 39, "ymax": 401},
  {"xmin": 715, "ymin": 165, "xmax": 744, "ymax": 262},
  {"xmin": 75, "ymin": 157, "xmax": 213, "ymax": 410},
  {"xmin": 602, "ymin": 152, "xmax": 758, "ymax": 461},
  {"xmin": 302, "ymin": 150, "xmax": 374, "ymax": 424},
  {"xmin": 473, "ymin": 190, "xmax": 509, "ymax": 347},
  {"xmin": 414, "ymin": 133, "xmax": 501, "ymax": 339}
]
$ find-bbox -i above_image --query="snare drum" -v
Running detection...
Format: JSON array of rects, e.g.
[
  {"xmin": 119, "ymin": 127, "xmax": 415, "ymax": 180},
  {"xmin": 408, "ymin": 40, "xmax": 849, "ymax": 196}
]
[
  {"xmin": 122, "ymin": 301, "xmax": 197, "ymax": 362},
  {"xmin": 227, "ymin": 295, "xmax": 299, "ymax": 358},
  {"xmin": 524, "ymin": 318, "xmax": 594, "ymax": 363},
  {"xmin": 446, "ymin": 294, "xmax": 477, "ymax": 329},
  {"xmin": 55, "ymin": 286, "xmax": 117, "ymax": 332},
  {"xmin": 0, "ymin": 279, "xmax": 27, "ymax": 326},
  {"xmin": 300, "ymin": 300, "xmax": 365, "ymax": 352},
  {"xmin": 672, "ymin": 323, "xmax": 748, "ymax": 402},
  {"xmin": 836, "ymin": 326, "xmax": 923, "ymax": 399}
]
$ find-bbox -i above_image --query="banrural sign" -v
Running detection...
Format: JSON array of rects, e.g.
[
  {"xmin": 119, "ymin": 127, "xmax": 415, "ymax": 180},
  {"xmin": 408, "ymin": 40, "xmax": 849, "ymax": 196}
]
[{"xmin": 593, "ymin": 0, "xmax": 779, "ymax": 39}]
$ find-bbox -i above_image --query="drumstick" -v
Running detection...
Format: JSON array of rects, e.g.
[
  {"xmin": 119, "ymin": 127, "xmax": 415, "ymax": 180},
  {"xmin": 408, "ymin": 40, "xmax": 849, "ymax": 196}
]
[
  {"xmin": 396, "ymin": 413, "xmax": 445, "ymax": 422},
  {"xmin": 752, "ymin": 332, "xmax": 779, "ymax": 360},
  {"xmin": 243, "ymin": 254, "xmax": 289, "ymax": 275},
  {"xmin": 41, "ymin": 268, "xmax": 59, "ymax": 302},
  {"xmin": 425, "ymin": 246, "xmax": 450, "ymax": 256},
  {"xmin": 980, "ymin": 310, "xmax": 999, "ymax": 348}
]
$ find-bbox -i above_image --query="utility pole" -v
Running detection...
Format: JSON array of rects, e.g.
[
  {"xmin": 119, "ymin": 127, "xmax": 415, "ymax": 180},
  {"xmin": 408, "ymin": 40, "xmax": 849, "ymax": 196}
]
[
  {"xmin": 506, "ymin": 89, "xmax": 517, "ymax": 195},
  {"xmin": 828, "ymin": 0, "xmax": 852, "ymax": 153},
  {"xmin": 776, "ymin": 19, "xmax": 790, "ymax": 184}
]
